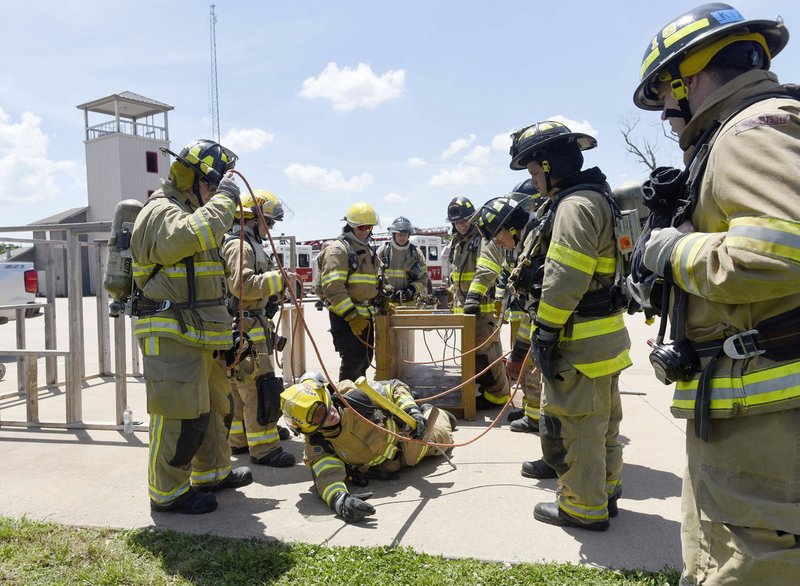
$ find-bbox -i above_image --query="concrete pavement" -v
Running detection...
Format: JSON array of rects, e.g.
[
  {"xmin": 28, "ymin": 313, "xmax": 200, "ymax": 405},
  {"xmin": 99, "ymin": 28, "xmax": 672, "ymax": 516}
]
[{"xmin": 0, "ymin": 298, "xmax": 684, "ymax": 571}]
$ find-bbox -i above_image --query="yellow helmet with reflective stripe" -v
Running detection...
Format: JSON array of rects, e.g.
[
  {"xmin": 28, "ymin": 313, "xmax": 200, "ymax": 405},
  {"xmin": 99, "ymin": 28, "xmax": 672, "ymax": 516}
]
[
  {"xmin": 634, "ymin": 3, "xmax": 789, "ymax": 110},
  {"xmin": 280, "ymin": 380, "xmax": 332, "ymax": 434},
  {"xmin": 237, "ymin": 189, "xmax": 284, "ymax": 221},
  {"xmin": 166, "ymin": 139, "xmax": 238, "ymax": 192},
  {"xmin": 343, "ymin": 202, "xmax": 378, "ymax": 227}
]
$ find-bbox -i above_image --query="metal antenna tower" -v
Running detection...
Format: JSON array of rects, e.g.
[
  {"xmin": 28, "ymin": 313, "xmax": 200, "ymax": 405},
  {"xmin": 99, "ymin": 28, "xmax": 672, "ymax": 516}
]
[{"xmin": 209, "ymin": 3, "xmax": 220, "ymax": 142}]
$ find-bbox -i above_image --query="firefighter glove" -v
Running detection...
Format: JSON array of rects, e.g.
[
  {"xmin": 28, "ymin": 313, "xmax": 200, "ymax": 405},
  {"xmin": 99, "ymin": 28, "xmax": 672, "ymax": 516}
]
[
  {"xmin": 463, "ymin": 292, "xmax": 482, "ymax": 315},
  {"xmin": 396, "ymin": 286, "xmax": 417, "ymax": 302},
  {"xmin": 406, "ymin": 407, "xmax": 427, "ymax": 439},
  {"xmin": 216, "ymin": 173, "xmax": 241, "ymax": 207},
  {"xmin": 493, "ymin": 299, "xmax": 503, "ymax": 318},
  {"xmin": 505, "ymin": 341, "xmax": 530, "ymax": 380},
  {"xmin": 348, "ymin": 314, "xmax": 370, "ymax": 336},
  {"xmin": 531, "ymin": 327, "xmax": 559, "ymax": 382},
  {"xmin": 331, "ymin": 491, "xmax": 376, "ymax": 523},
  {"xmin": 643, "ymin": 226, "xmax": 683, "ymax": 277}
]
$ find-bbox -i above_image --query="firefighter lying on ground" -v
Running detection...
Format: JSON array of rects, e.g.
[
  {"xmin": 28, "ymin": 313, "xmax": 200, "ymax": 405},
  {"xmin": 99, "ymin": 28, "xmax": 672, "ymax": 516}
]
[{"xmin": 281, "ymin": 372, "xmax": 457, "ymax": 523}]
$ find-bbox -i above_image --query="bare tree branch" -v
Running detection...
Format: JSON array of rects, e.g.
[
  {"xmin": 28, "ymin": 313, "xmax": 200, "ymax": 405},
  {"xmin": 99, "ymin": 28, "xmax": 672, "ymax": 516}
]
[{"xmin": 620, "ymin": 116, "xmax": 658, "ymax": 171}]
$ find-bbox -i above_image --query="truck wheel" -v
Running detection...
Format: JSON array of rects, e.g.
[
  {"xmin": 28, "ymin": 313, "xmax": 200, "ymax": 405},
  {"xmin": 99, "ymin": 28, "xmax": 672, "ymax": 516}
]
[
  {"xmin": 25, "ymin": 306, "xmax": 40, "ymax": 318},
  {"xmin": 0, "ymin": 363, "xmax": 5, "ymax": 381}
]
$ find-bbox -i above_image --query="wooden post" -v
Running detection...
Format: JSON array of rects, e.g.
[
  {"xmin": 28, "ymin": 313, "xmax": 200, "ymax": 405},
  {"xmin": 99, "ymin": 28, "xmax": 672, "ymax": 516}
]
[
  {"xmin": 114, "ymin": 312, "xmax": 127, "ymax": 425},
  {"xmin": 15, "ymin": 307, "xmax": 26, "ymax": 396},
  {"xmin": 96, "ymin": 242, "xmax": 112, "ymax": 375},
  {"xmin": 24, "ymin": 355, "xmax": 38, "ymax": 422},
  {"xmin": 44, "ymin": 244, "xmax": 58, "ymax": 385},
  {"xmin": 66, "ymin": 230, "xmax": 83, "ymax": 424}
]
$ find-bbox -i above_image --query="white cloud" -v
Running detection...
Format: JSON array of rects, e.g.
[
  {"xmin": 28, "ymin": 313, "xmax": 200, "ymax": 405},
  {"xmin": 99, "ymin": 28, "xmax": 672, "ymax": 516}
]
[
  {"xmin": 428, "ymin": 165, "xmax": 487, "ymax": 188},
  {"xmin": 407, "ymin": 157, "xmax": 426, "ymax": 168},
  {"xmin": 299, "ymin": 62, "xmax": 406, "ymax": 112},
  {"xmin": 441, "ymin": 134, "xmax": 476, "ymax": 159},
  {"xmin": 221, "ymin": 127, "xmax": 274, "ymax": 154},
  {"xmin": 462, "ymin": 145, "xmax": 491, "ymax": 166},
  {"xmin": 384, "ymin": 192, "xmax": 409, "ymax": 203},
  {"xmin": 491, "ymin": 131, "xmax": 512, "ymax": 152},
  {"xmin": 0, "ymin": 108, "xmax": 83, "ymax": 205},
  {"xmin": 549, "ymin": 115, "xmax": 598, "ymax": 138},
  {"xmin": 283, "ymin": 163, "xmax": 374, "ymax": 191}
]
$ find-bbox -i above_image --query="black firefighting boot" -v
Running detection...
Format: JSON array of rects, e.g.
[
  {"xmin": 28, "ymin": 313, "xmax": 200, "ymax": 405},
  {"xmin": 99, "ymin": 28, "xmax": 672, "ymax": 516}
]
[
  {"xmin": 509, "ymin": 416, "xmax": 539, "ymax": 434},
  {"xmin": 521, "ymin": 458, "xmax": 557, "ymax": 479},
  {"xmin": 195, "ymin": 466, "xmax": 253, "ymax": 493},
  {"xmin": 151, "ymin": 490, "xmax": 218, "ymax": 515},
  {"xmin": 251, "ymin": 447, "xmax": 296, "ymax": 467},
  {"xmin": 608, "ymin": 488, "xmax": 622, "ymax": 518},
  {"xmin": 533, "ymin": 501, "xmax": 610, "ymax": 532}
]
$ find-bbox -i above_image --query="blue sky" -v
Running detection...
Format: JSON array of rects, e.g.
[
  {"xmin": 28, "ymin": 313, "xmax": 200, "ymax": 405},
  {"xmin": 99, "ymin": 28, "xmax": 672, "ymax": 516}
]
[{"xmin": 1, "ymin": 0, "xmax": 798, "ymax": 241}]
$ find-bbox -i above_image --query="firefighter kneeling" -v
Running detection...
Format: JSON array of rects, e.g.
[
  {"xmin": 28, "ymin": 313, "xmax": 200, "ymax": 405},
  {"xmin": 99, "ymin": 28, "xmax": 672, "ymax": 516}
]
[{"xmin": 281, "ymin": 373, "xmax": 457, "ymax": 523}]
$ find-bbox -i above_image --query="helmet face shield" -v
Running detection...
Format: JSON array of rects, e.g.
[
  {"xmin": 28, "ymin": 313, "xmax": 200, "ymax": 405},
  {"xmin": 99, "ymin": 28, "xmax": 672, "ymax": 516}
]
[{"xmin": 280, "ymin": 380, "xmax": 332, "ymax": 434}]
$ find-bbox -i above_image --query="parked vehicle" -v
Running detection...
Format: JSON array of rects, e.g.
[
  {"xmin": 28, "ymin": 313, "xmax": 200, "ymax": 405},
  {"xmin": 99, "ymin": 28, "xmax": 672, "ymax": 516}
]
[
  {"xmin": 266, "ymin": 240, "xmax": 316, "ymax": 292},
  {"xmin": 0, "ymin": 261, "xmax": 39, "ymax": 324}
]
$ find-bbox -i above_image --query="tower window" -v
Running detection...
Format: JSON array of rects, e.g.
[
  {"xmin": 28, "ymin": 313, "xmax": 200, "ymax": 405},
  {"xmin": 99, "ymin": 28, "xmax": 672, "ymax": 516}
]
[{"xmin": 146, "ymin": 151, "xmax": 158, "ymax": 173}]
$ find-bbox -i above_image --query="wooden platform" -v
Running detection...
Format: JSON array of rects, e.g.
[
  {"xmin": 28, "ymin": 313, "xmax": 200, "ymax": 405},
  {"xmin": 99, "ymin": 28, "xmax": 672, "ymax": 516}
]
[{"xmin": 374, "ymin": 310, "xmax": 477, "ymax": 420}]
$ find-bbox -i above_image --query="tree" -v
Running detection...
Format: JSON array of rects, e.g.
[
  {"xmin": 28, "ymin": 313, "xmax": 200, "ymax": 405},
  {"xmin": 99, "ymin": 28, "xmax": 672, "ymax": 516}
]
[{"xmin": 620, "ymin": 115, "xmax": 679, "ymax": 172}]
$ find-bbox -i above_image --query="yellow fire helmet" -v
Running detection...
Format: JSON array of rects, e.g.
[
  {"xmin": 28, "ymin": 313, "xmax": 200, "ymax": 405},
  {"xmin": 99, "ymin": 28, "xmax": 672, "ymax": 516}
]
[
  {"xmin": 280, "ymin": 379, "xmax": 332, "ymax": 434},
  {"xmin": 237, "ymin": 189, "xmax": 286, "ymax": 222},
  {"xmin": 343, "ymin": 202, "xmax": 378, "ymax": 227}
]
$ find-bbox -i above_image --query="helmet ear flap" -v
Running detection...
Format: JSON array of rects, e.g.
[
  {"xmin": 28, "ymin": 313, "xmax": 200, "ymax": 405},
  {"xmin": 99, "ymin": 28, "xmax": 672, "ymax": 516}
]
[{"xmin": 169, "ymin": 161, "xmax": 196, "ymax": 192}]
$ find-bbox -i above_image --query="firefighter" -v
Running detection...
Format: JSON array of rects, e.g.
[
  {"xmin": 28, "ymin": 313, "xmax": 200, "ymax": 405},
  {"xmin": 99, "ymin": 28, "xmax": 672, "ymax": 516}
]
[
  {"xmin": 280, "ymin": 372, "xmax": 456, "ymax": 523},
  {"xmin": 632, "ymin": 4, "xmax": 800, "ymax": 581},
  {"xmin": 376, "ymin": 217, "xmax": 429, "ymax": 306},
  {"xmin": 508, "ymin": 121, "xmax": 632, "ymax": 530},
  {"xmin": 447, "ymin": 197, "xmax": 510, "ymax": 410},
  {"xmin": 492, "ymin": 180, "xmax": 546, "ymax": 434},
  {"xmin": 221, "ymin": 189, "xmax": 298, "ymax": 468},
  {"xmin": 317, "ymin": 202, "xmax": 382, "ymax": 382},
  {"xmin": 130, "ymin": 139, "xmax": 253, "ymax": 514}
]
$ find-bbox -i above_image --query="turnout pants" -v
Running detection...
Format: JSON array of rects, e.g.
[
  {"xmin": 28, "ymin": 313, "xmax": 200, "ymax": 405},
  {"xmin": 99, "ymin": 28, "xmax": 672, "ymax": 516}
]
[
  {"xmin": 680, "ymin": 408, "xmax": 800, "ymax": 585},
  {"xmin": 540, "ymin": 369, "xmax": 623, "ymax": 525},
  {"xmin": 141, "ymin": 336, "xmax": 234, "ymax": 506},
  {"xmin": 475, "ymin": 315, "xmax": 509, "ymax": 403},
  {"xmin": 229, "ymin": 338, "xmax": 282, "ymax": 459},
  {"xmin": 329, "ymin": 311, "xmax": 374, "ymax": 382}
]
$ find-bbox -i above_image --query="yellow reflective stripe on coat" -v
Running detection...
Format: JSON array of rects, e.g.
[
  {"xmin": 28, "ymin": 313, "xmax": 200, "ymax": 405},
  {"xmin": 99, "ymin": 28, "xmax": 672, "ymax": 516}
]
[
  {"xmin": 476, "ymin": 256, "xmax": 502, "ymax": 275},
  {"xmin": 331, "ymin": 297, "xmax": 355, "ymax": 316},
  {"xmin": 188, "ymin": 206, "xmax": 220, "ymax": 252},
  {"xmin": 134, "ymin": 316, "xmax": 232, "ymax": 348},
  {"xmin": 249, "ymin": 326, "xmax": 267, "ymax": 343},
  {"xmin": 322, "ymin": 270, "xmax": 348, "ymax": 286},
  {"xmin": 452, "ymin": 270, "xmax": 475, "ymax": 284},
  {"xmin": 726, "ymin": 216, "xmax": 800, "ymax": 264},
  {"xmin": 384, "ymin": 268, "xmax": 406, "ymax": 279},
  {"xmin": 571, "ymin": 349, "xmax": 632, "ymax": 379},
  {"xmin": 547, "ymin": 242, "xmax": 597, "ymax": 276},
  {"xmin": 537, "ymin": 300, "xmax": 573, "ymax": 327},
  {"xmin": 595, "ymin": 255, "xmax": 616, "ymax": 275},
  {"xmin": 355, "ymin": 305, "xmax": 375, "ymax": 318},
  {"xmin": 349, "ymin": 273, "xmax": 378, "ymax": 286},
  {"xmin": 673, "ymin": 359, "xmax": 800, "ymax": 414},
  {"xmin": 313, "ymin": 455, "xmax": 346, "ymax": 478},
  {"xmin": 673, "ymin": 232, "xmax": 715, "ymax": 295},
  {"xmin": 321, "ymin": 481, "xmax": 348, "ymax": 506},
  {"xmin": 561, "ymin": 313, "xmax": 627, "ymax": 342},
  {"xmin": 367, "ymin": 418, "xmax": 398, "ymax": 467},
  {"xmin": 133, "ymin": 261, "xmax": 225, "ymax": 279},
  {"xmin": 469, "ymin": 281, "xmax": 489, "ymax": 296}
]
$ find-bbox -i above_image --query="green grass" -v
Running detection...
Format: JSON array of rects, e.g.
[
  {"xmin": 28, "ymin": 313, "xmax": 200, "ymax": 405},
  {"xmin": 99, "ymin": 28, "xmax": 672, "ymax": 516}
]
[{"xmin": 0, "ymin": 516, "xmax": 679, "ymax": 585}]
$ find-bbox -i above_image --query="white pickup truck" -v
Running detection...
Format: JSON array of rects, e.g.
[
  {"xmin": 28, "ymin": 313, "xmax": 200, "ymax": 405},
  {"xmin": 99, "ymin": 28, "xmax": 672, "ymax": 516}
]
[{"xmin": 0, "ymin": 261, "xmax": 39, "ymax": 324}]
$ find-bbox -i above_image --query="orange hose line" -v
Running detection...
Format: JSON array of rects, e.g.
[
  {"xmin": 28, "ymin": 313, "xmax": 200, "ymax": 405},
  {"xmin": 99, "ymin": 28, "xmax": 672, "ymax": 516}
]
[{"xmin": 231, "ymin": 169, "xmax": 527, "ymax": 450}]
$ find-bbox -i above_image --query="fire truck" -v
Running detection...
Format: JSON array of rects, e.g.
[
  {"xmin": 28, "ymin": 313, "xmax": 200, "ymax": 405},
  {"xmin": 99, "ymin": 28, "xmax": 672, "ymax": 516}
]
[{"xmin": 265, "ymin": 239, "xmax": 316, "ymax": 291}]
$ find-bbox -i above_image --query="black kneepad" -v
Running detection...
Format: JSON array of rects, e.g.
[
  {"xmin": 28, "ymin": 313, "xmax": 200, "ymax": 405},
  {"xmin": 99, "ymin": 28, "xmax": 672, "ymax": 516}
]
[
  {"xmin": 256, "ymin": 374, "xmax": 284, "ymax": 426},
  {"xmin": 168, "ymin": 413, "xmax": 211, "ymax": 468}
]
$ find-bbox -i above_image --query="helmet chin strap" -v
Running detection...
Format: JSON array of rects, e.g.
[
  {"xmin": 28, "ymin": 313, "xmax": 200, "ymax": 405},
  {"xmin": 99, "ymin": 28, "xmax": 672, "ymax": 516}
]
[
  {"xmin": 668, "ymin": 63, "xmax": 693, "ymax": 124},
  {"xmin": 192, "ymin": 175, "xmax": 204, "ymax": 207}
]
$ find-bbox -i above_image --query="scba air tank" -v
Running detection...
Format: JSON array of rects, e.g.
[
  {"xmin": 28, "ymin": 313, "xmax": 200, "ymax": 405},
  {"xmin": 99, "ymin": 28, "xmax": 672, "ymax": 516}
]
[{"xmin": 104, "ymin": 199, "xmax": 144, "ymax": 316}]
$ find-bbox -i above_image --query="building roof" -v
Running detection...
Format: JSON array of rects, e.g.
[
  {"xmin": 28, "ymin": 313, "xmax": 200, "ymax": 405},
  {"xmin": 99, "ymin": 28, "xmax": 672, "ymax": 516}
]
[
  {"xmin": 76, "ymin": 92, "xmax": 173, "ymax": 119},
  {"xmin": 28, "ymin": 207, "xmax": 89, "ymax": 226}
]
